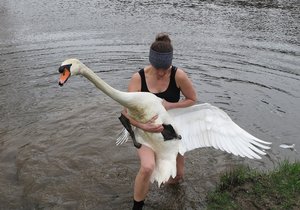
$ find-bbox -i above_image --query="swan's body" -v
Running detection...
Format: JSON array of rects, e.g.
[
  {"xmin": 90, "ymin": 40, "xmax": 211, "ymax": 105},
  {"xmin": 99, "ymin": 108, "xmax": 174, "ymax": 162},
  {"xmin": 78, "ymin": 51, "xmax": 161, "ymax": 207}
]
[{"xmin": 58, "ymin": 58, "xmax": 272, "ymax": 186}]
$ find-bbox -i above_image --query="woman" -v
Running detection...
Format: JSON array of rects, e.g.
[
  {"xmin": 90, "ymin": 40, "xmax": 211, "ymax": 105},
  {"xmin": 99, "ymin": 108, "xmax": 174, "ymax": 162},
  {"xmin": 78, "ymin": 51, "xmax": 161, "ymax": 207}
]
[{"xmin": 123, "ymin": 33, "xmax": 197, "ymax": 210}]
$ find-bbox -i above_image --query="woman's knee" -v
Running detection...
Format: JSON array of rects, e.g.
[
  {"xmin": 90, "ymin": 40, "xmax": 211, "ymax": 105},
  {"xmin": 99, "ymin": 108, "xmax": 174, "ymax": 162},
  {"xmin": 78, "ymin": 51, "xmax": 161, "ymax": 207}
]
[
  {"xmin": 140, "ymin": 162, "xmax": 155, "ymax": 176},
  {"xmin": 137, "ymin": 145, "xmax": 155, "ymax": 177}
]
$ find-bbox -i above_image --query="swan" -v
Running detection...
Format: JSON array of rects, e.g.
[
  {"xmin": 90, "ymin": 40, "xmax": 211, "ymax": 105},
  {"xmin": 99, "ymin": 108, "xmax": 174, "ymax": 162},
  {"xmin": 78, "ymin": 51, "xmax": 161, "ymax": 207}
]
[{"xmin": 58, "ymin": 58, "xmax": 272, "ymax": 186}]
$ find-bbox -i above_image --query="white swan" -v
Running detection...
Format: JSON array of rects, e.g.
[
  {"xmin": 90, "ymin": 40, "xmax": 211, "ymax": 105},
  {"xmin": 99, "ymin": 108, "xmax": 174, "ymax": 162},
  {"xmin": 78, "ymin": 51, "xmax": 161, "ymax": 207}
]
[{"xmin": 58, "ymin": 58, "xmax": 272, "ymax": 186}]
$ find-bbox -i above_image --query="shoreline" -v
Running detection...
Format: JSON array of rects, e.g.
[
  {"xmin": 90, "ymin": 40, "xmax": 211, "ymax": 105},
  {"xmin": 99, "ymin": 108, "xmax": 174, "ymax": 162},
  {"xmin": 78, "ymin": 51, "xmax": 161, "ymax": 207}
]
[{"xmin": 206, "ymin": 160, "xmax": 300, "ymax": 209}]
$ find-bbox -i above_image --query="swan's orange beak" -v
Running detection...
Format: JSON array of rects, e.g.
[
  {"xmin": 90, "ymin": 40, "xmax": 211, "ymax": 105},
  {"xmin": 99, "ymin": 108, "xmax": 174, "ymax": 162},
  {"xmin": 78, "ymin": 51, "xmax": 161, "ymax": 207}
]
[
  {"xmin": 58, "ymin": 69, "xmax": 70, "ymax": 86},
  {"xmin": 58, "ymin": 64, "xmax": 72, "ymax": 86}
]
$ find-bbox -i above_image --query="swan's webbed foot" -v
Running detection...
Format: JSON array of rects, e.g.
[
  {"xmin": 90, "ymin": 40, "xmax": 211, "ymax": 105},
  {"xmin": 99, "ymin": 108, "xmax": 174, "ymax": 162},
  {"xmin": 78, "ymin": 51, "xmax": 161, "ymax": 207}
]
[
  {"xmin": 118, "ymin": 113, "xmax": 142, "ymax": 149},
  {"xmin": 161, "ymin": 124, "xmax": 182, "ymax": 141}
]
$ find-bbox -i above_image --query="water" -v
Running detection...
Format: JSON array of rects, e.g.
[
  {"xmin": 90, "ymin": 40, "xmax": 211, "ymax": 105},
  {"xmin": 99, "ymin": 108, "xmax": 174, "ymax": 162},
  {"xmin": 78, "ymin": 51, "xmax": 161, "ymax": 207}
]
[{"xmin": 0, "ymin": 0, "xmax": 299, "ymax": 209}]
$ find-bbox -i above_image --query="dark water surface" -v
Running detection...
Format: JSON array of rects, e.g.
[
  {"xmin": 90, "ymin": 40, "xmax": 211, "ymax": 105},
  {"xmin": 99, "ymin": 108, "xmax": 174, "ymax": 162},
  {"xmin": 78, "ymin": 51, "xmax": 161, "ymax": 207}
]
[{"xmin": 0, "ymin": 0, "xmax": 299, "ymax": 209}]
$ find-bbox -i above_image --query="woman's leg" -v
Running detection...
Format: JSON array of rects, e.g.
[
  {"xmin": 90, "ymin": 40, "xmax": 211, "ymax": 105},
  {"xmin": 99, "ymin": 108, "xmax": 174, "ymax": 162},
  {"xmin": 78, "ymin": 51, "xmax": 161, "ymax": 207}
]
[
  {"xmin": 167, "ymin": 153, "xmax": 184, "ymax": 184},
  {"xmin": 134, "ymin": 145, "xmax": 156, "ymax": 202},
  {"xmin": 176, "ymin": 153, "xmax": 184, "ymax": 181}
]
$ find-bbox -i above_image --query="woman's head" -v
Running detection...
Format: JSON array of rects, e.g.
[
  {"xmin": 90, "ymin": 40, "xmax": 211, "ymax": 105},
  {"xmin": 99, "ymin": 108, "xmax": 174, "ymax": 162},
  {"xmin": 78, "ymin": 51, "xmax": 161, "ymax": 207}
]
[{"xmin": 149, "ymin": 33, "xmax": 173, "ymax": 70}]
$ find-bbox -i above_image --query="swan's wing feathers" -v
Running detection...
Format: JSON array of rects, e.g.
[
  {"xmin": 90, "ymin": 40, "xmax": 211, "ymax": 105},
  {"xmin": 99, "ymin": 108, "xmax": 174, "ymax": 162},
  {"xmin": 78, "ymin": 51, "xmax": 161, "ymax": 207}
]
[
  {"xmin": 116, "ymin": 128, "xmax": 130, "ymax": 146},
  {"xmin": 169, "ymin": 103, "xmax": 271, "ymax": 159}
]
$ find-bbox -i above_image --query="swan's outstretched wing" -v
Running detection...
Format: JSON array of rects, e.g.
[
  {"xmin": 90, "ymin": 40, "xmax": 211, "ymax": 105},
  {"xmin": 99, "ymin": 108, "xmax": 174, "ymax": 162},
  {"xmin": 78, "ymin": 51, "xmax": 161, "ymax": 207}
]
[{"xmin": 169, "ymin": 103, "xmax": 272, "ymax": 159}]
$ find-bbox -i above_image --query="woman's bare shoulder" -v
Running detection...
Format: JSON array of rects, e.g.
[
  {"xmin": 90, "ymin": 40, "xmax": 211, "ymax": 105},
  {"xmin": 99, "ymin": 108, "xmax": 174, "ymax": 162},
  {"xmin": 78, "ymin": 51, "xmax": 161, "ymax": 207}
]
[
  {"xmin": 175, "ymin": 68, "xmax": 189, "ymax": 81},
  {"xmin": 131, "ymin": 72, "xmax": 141, "ymax": 81},
  {"xmin": 128, "ymin": 72, "xmax": 141, "ymax": 92}
]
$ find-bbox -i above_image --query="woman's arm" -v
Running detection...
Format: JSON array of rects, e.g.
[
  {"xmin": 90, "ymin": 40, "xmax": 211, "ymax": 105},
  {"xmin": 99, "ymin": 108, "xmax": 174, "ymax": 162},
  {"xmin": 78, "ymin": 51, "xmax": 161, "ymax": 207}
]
[{"xmin": 163, "ymin": 68, "xmax": 197, "ymax": 110}]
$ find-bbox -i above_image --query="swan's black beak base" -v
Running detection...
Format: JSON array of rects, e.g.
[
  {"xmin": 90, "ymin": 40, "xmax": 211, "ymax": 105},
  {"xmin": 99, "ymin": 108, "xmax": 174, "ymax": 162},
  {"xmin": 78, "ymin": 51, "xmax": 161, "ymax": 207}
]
[{"xmin": 58, "ymin": 64, "xmax": 72, "ymax": 73}]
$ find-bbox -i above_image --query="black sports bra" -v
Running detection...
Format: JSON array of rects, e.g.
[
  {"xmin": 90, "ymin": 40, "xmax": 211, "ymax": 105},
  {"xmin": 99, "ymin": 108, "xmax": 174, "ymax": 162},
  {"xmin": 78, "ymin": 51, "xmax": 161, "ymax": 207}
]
[{"xmin": 138, "ymin": 66, "xmax": 180, "ymax": 103}]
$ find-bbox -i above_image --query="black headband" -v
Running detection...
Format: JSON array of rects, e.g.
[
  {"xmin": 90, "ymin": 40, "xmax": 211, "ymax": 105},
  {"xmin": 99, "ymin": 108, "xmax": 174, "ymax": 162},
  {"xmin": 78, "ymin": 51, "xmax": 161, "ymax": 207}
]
[{"xmin": 149, "ymin": 48, "xmax": 173, "ymax": 69}]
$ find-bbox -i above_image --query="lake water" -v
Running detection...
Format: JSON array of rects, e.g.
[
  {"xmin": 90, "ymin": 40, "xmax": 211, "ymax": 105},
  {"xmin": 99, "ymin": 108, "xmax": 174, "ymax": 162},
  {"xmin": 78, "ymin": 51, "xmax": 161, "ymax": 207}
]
[{"xmin": 0, "ymin": 0, "xmax": 299, "ymax": 209}]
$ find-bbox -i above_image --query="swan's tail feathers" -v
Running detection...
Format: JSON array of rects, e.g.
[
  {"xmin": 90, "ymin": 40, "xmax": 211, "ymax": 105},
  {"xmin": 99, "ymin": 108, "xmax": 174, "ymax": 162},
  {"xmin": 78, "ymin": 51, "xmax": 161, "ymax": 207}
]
[
  {"xmin": 169, "ymin": 103, "xmax": 272, "ymax": 159},
  {"xmin": 151, "ymin": 156, "xmax": 177, "ymax": 187},
  {"xmin": 116, "ymin": 128, "xmax": 130, "ymax": 146}
]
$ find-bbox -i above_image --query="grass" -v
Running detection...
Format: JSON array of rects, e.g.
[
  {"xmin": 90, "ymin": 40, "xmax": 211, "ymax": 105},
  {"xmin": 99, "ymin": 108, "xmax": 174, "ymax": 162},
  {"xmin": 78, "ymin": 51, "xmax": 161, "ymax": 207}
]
[{"xmin": 206, "ymin": 161, "xmax": 300, "ymax": 210}]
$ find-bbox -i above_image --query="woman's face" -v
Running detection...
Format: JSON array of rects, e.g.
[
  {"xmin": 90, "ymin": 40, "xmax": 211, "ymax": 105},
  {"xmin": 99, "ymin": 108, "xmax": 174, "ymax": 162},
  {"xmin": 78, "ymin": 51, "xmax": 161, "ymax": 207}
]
[{"xmin": 153, "ymin": 66, "xmax": 171, "ymax": 79}]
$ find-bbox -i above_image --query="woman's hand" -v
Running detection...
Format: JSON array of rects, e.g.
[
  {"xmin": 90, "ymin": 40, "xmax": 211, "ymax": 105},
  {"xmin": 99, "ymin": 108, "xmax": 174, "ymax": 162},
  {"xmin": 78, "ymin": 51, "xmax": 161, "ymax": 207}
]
[{"xmin": 139, "ymin": 114, "xmax": 164, "ymax": 133}]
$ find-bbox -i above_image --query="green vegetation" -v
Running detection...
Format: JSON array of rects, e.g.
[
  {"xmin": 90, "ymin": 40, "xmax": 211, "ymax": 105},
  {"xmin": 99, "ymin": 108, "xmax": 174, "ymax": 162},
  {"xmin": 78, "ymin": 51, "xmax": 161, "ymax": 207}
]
[{"xmin": 206, "ymin": 161, "xmax": 300, "ymax": 210}]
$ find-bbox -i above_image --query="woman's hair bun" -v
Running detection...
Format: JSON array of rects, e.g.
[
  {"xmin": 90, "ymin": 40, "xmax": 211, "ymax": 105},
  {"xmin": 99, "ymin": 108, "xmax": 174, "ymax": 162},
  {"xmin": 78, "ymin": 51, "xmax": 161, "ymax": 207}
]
[
  {"xmin": 155, "ymin": 33, "xmax": 171, "ymax": 43},
  {"xmin": 151, "ymin": 32, "xmax": 173, "ymax": 53}
]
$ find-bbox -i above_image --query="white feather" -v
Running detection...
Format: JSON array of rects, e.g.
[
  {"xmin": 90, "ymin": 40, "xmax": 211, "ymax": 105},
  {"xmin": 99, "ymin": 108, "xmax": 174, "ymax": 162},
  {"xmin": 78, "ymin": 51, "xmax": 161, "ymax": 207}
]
[{"xmin": 116, "ymin": 128, "xmax": 129, "ymax": 146}]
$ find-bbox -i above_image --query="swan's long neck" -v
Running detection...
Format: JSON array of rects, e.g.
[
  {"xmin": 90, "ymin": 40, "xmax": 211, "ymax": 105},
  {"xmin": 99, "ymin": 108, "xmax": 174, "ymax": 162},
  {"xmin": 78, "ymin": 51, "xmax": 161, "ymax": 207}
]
[{"xmin": 80, "ymin": 65, "xmax": 130, "ymax": 107}]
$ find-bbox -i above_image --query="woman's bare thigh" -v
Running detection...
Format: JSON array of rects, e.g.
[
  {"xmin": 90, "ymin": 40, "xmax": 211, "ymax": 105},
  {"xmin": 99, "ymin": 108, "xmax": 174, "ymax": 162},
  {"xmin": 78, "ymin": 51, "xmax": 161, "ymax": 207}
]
[{"xmin": 137, "ymin": 145, "xmax": 155, "ymax": 168}]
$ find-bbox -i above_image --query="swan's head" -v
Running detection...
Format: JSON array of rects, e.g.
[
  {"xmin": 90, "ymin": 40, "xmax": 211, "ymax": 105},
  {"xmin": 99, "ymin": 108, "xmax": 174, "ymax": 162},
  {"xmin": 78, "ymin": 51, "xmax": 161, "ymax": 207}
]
[{"xmin": 58, "ymin": 58, "xmax": 84, "ymax": 86}]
